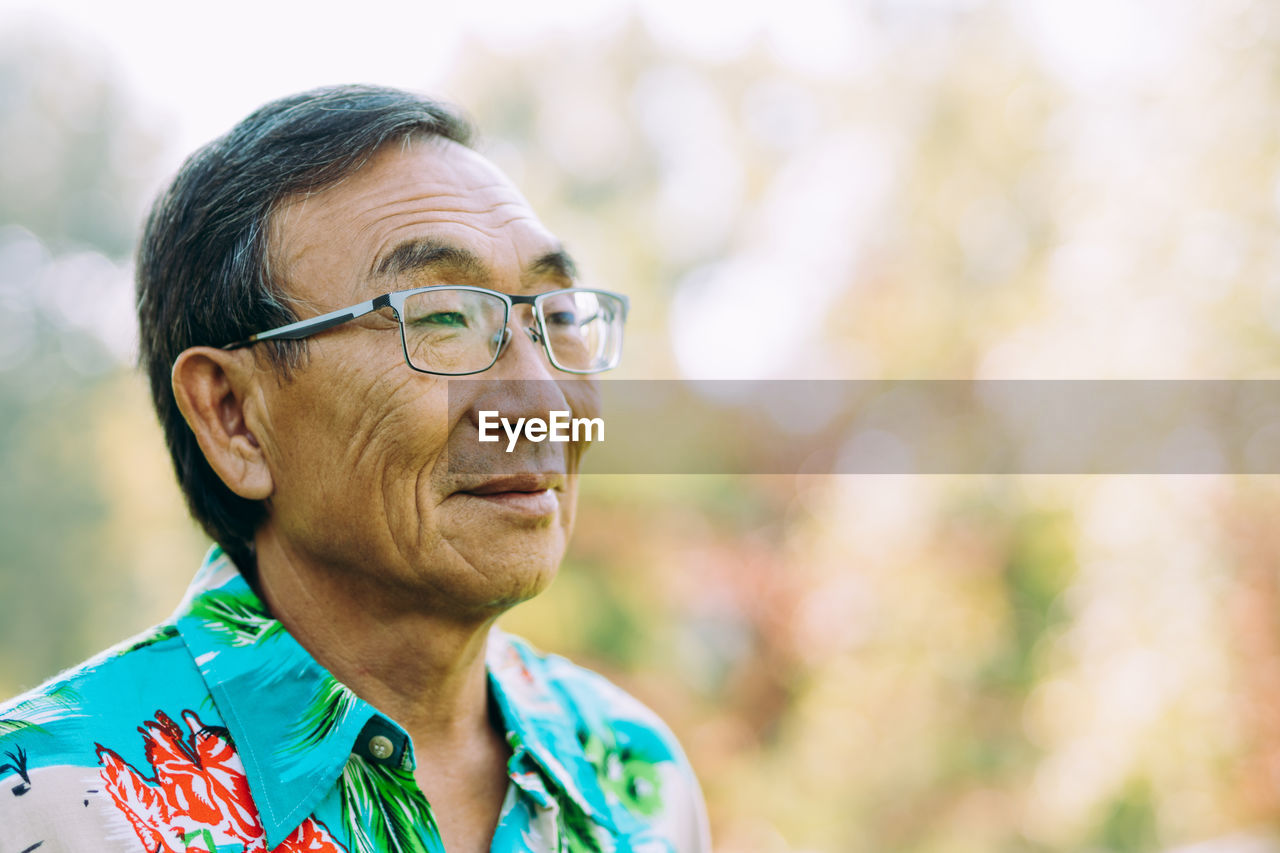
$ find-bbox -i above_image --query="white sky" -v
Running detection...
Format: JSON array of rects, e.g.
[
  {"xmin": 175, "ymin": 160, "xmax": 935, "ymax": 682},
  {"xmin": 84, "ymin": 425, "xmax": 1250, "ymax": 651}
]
[
  {"xmin": 3, "ymin": 0, "xmax": 481, "ymax": 168},
  {"xmin": 0, "ymin": 0, "xmax": 1214, "ymax": 377},
  {"xmin": 0, "ymin": 0, "xmax": 1190, "ymax": 171},
  {"xmin": 0, "ymin": 0, "xmax": 1118, "ymax": 170}
]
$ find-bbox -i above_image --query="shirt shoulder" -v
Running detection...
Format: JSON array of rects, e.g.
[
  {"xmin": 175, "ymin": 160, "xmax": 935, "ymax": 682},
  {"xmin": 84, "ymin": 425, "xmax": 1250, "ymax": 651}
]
[
  {"xmin": 0, "ymin": 621, "xmax": 189, "ymax": 752},
  {"xmin": 0, "ymin": 622, "xmax": 213, "ymax": 853},
  {"xmin": 521, "ymin": 636, "xmax": 681, "ymax": 753},
  {"xmin": 493, "ymin": 631, "xmax": 713, "ymax": 852}
]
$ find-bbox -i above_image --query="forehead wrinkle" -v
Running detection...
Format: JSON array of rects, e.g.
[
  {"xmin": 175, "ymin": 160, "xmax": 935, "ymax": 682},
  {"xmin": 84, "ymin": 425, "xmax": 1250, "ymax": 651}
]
[
  {"xmin": 360, "ymin": 202, "xmax": 541, "ymax": 271},
  {"xmin": 365, "ymin": 204, "xmax": 536, "ymax": 236},
  {"xmin": 265, "ymin": 195, "xmax": 331, "ymax": 309},
  {"xmin": 271, "ymin": 190, "xmax": 400, "ymax": 310},
  {"xmin": 374, "ymin": 235, "xmax": 575, "ymax": 295},
  {"xmin": 382, "ymin": 213, "xmax": 543, "ymax": 246},
  {"xmin": 359, "ymin": 186, "xmax": 529, "ymax": 217}
]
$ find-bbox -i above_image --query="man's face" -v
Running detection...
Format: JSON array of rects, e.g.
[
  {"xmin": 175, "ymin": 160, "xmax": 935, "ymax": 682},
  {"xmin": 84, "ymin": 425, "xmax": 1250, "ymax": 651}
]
[{"xmin": 250, "ymin": 136, "xmax": 594, "ymax": 616}]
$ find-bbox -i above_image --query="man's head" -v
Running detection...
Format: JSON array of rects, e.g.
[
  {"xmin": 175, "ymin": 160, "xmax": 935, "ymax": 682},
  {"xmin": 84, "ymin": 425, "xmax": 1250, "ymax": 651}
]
[{"xmin": 138, "ymin": 85, "xmax": 599, "ymax": 612}]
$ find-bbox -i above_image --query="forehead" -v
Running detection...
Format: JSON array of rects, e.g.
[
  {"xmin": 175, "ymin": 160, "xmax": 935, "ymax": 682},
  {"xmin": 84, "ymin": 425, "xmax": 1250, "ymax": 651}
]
[{"xmin": 267, "ymin": 136, "xmax": 558, "ymax": 303}]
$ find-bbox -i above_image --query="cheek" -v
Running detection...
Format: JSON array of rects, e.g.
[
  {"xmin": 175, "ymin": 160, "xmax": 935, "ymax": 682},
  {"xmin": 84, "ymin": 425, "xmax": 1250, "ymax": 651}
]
[
  {"xmin": 355, "ymin": 384, "xmax": 455, "ymax": 524},
  {"xmin": 558, "ymin": 480, "xmax": 579, "ymax": 535},
  {"xmin": 559, "ymin": 377, "xmax": 601, "ymax": 422},
  {"xmin": 263, "ymin": 364, "xmax": 453, "ymax": 534},
  {"xmin": 430, "ymin": 504, "xmax": 569, "ymax": 602},
  {"xmin": 558, "ymin": 379, "xmax": 601, "ymax": 471}
]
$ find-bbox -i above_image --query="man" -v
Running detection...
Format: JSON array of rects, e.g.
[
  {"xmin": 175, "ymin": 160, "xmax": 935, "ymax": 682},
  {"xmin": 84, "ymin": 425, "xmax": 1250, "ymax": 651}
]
[{"xmin": 0, "ymin": 85, "xmax": 709, "ymax": 852}]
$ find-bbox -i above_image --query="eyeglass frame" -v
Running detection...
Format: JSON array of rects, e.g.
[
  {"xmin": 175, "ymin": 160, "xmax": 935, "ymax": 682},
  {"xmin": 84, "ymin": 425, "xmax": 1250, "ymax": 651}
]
[{"xmin": 220, "ymin": 285, "xmax": 630, "ymax": 376}]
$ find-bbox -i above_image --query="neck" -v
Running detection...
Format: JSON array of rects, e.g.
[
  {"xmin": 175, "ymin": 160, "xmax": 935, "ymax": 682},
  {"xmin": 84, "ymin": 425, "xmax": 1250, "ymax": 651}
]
[{"xmin": 250, "ymin": 532, "xmax": 501, "ymax": 753}]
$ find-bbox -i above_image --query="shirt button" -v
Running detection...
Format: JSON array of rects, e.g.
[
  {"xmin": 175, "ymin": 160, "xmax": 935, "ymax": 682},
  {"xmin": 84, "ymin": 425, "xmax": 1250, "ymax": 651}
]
[{"xmin": 368, "ymin": 735, "xmax": 395, "ymax": 760}]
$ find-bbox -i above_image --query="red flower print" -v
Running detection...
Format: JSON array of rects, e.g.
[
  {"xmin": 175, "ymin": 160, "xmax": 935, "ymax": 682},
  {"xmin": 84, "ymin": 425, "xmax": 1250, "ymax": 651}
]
[{"xmin": 96, "ymin": 710, "xmax": 346, "ymax": 852}]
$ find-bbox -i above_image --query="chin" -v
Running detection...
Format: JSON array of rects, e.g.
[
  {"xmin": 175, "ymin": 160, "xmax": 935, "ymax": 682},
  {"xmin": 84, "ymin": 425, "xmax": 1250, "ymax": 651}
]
[
  {"xmin": 426, "ymin": 489, "xmax": 575, "ymax": 613},
  {"xmin": 440, "ymin": 530, "xmax": 565, "ymax": 609},
  {"xmin": 488, "ymin": 570, "xmax": 557, "ymax": 611},
  {"xmin": 447, "ymin": 558, "xmax": 557, "ymax": 618}
]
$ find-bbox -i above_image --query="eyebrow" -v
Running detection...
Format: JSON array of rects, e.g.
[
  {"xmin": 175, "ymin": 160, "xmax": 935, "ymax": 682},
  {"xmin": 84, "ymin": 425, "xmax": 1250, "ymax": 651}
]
[
  {"xmin": 374, "ymin": 238, "xmax": 579, "ymax": 288},
  {"xmin": 527, "ymin": 249, "xmax": 578, "ymax": 282}
]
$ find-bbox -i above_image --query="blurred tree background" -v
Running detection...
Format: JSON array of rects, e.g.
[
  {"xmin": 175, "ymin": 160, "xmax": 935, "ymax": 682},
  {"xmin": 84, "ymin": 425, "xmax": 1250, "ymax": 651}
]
[{"xmin": 4, "ymin": 1, "xmax": 1280, "ymax": 851}]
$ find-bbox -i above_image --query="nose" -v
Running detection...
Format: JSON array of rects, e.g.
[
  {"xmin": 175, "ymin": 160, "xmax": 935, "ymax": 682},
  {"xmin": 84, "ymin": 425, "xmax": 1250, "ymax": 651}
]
[
  {"xmin": 489, "ymin": 325, "xmax": 544, "ymax": 361},
  {"xmin": 488, "ymin": 313, "xmax": 555, "ymax": 380},
  {"xmin": 455, "ymin": 310, "xmax": 600, "ymax": 467},
  {"xmin": 463, "ymin": 319, "xmax": 570, "ymax": 447}
]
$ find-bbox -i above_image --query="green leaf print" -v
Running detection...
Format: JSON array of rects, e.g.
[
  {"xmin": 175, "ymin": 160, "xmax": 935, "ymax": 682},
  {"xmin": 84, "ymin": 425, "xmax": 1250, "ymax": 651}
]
[
  {"xmin": 581, "ymin": 732, "xmax": 664, "ymax": 818},
  {"xmin": 0, "ymin": 682, "xmax": 80, "ymax": 740},
  {"xmin": 118, "ymin": 623, "xmax": 180, "ymax": 655},
  {"xmin": 339, "ymin": 752, "xmax": 444, "ymax": 853},
  {"xmin": 190, "ymin": 587, "xmax": 283, "ymax": 647},
  {"xmin": 557, "ymin": 802, "xmax": 606, "ymax": 853},
  {"xmin": 284, "ymin": 675, "xmax": 361, "ymax": 754}
]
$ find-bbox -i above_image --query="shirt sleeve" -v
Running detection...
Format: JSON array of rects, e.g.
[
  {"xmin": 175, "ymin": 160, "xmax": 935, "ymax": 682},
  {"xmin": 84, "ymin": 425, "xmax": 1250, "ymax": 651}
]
[
  {"xmin": 530, "ymin": 642, "xmax": 715, "ymax": 852},
  {"xmin": 659, "ymin": 742, "xmax": 713, "ymax": 853}
]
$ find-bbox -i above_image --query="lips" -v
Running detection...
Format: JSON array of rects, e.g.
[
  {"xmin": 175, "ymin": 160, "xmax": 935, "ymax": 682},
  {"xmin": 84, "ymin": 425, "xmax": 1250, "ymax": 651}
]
[
  {"xmin": 456, "ymin": 474, "xmax": 563, "ymax": 518},
  {"xmin": 460, "ymin": 473, "xmax": 563, "ymax": 496}
]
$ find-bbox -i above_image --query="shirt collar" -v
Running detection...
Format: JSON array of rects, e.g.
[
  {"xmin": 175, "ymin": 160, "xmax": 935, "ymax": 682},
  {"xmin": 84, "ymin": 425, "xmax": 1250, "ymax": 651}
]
[
  {"xmin": 174, "ymin": 547, "xmax": 616, "ymax": 847},
  {"xmin": 486, "ymin": 631, "xmax": 617, "ymax": 832},
  {"xmin": 174, "ymin": 547, "xmax": 395, "ymax": 848}
]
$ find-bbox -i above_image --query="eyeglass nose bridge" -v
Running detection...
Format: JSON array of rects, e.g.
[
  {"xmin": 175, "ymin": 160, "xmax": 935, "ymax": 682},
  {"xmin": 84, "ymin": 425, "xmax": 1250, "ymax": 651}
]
[{"xmin": 490, "ymin": 324, "xmax": 546, "ymax": 363}]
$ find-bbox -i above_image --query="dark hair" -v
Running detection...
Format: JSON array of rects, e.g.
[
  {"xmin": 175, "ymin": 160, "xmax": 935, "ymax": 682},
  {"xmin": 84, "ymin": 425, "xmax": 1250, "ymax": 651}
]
[{"xmin": 136, "ymin": 85, "xmax": 473, "ymax": 575}]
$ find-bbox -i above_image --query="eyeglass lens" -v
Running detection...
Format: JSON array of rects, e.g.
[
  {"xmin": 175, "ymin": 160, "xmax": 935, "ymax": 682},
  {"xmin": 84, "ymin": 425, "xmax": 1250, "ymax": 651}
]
[
  {"xmin": 537, "ymin": 290, "xmax": 623, "ymax": 372},
  {"xmin": 399, "ymin": 289, "xmax": 623, "ymax": 374}
]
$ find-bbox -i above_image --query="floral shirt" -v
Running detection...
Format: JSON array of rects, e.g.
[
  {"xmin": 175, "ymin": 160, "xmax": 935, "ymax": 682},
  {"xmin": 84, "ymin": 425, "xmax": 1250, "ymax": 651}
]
[{"xmin": 0, "ymin": 547, "xmax": 710, "ymax": 852}]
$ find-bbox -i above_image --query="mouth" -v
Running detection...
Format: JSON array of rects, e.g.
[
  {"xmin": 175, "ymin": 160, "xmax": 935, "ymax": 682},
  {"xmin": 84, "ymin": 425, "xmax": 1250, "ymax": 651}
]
[
  {"xmin": 456, "ymin": 473, "xmax": 564, "ymax": 517},
  {"xmin": 461, "ymin": 473, "xmax": 563, "ymax": 496}
]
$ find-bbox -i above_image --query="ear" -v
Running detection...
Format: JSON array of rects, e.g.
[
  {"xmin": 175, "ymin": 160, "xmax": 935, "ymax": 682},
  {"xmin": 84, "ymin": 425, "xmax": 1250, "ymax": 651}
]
[{"xmin": 171, "ymin": 347, "xmax": 274, "ymax": 501}]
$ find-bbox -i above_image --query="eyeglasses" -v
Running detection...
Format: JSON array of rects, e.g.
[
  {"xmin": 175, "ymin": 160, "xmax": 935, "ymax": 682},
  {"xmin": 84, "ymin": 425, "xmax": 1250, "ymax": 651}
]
[{"xmin": 222, "ymin": 286, "xmax": 629, "ymax": 375}]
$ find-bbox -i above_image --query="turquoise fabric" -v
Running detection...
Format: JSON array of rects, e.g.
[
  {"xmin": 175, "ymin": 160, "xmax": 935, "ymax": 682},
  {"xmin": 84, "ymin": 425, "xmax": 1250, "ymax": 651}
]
[{"xmin": 0, "ymin": 546, "xmax": 708, "ymax": 852}]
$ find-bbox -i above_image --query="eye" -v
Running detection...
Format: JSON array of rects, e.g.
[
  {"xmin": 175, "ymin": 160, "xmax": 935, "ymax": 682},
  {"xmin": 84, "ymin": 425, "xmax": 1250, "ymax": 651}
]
[
  {"xmin": 544, "ymin": 310, "xmax": 579, "ymax": 327},
  {"xmin": 416, "ymin": 310, "xmax": 469, "ymax": 328}
]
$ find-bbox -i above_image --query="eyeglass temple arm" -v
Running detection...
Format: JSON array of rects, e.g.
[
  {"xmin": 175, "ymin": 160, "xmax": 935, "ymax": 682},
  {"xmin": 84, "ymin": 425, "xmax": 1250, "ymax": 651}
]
[{"xmin": 221, "ymin": 294, "xmax": 392, "ymax": 350}]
